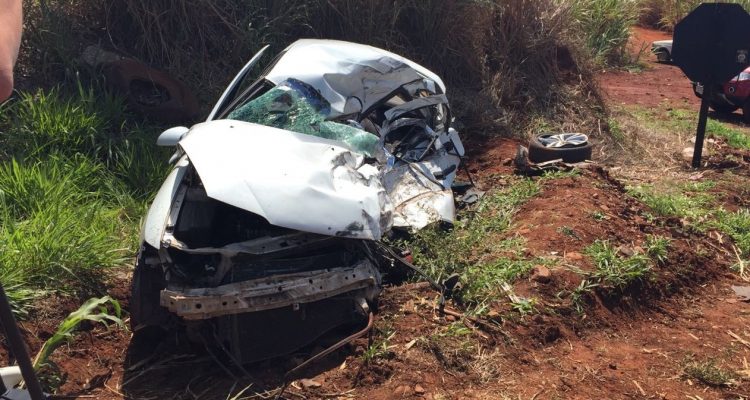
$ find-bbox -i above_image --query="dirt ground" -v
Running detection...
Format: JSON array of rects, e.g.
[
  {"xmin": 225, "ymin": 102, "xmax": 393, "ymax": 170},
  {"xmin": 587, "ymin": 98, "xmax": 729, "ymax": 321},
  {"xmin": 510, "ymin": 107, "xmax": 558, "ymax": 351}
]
[
  {"xmin": 7, "ymin": 27, "xmax": 750, "ymax": 400},
  {"xmin": 598, "ymin": 27, "xmax": 698, "ymax": 109}
]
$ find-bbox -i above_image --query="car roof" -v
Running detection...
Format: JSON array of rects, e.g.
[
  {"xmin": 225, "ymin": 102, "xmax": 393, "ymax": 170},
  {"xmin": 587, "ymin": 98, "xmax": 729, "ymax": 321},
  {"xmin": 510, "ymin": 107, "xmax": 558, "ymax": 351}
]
[{"xmin": 264, "ymin": 39, "xmax": 446, "ymax": 116}]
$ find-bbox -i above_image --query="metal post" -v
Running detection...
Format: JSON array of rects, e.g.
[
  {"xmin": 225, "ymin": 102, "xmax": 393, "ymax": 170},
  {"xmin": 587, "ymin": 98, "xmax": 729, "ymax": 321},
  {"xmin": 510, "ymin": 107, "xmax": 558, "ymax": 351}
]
[
  {"xmin": 0, "ymin": 285, "xmax": 45, "ymax": 400},
  {"xmin": 692, "ymin": 83, "xmax": 714, "ymax": 168}
]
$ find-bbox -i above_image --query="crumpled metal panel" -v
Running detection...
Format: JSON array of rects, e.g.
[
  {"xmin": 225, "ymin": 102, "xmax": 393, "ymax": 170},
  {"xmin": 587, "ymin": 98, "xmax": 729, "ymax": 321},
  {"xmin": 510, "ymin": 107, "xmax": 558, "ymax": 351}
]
[
  {"xmin": 265, "ymin": 39, "xmax": 446, "ymax": 117},
  {"xmin": 179, "ymin": 119, "xmax": 393, "ymax": 240},
  {"xmin": 383, "ymin": 155, "xmax": 460, "ymax": 230}
]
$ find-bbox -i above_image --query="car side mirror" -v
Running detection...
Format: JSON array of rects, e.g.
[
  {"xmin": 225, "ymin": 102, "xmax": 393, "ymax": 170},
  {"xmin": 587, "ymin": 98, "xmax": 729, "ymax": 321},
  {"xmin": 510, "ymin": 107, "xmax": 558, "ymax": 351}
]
[{"xmin": 157, "ymin": 126, "xmax": 189, "ymax": 146}]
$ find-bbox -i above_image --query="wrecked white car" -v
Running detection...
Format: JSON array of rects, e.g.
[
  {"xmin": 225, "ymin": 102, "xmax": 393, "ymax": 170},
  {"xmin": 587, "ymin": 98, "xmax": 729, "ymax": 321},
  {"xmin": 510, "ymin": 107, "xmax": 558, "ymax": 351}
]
[{"xmin": 131, "ymin": 39, "xmax": 464, "ymax": 363}]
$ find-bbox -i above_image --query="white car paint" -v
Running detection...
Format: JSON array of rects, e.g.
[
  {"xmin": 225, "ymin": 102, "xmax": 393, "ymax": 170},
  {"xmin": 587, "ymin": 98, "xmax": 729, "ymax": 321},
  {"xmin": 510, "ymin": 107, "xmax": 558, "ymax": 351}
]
[
  {"xmin": 177, "ymin": 119, "xmax": 393, "ymax": 240},
  {"xmin": 265, "ymin": 39, "xmax": 446, "ymax": 117}
]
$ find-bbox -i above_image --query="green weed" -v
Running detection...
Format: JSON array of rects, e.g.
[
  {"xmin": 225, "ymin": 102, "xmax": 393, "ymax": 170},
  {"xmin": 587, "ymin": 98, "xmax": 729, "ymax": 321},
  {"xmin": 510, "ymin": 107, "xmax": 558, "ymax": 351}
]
[
  {"xmin": 667, "ymin": 109, "xmax": 750, "ymax": 150},
  {"xmin": 0, "ymin": 84, "xmax": 126, "ymax": 161},
  {"xmin": 361, "ymin": 328, "xmax": 395, "ymax": 363},
  {"xmin": 608, "ymin": 117, "xmax": 626, "ymax": 142},
  {"xmin": 570, "ymin": 279, "xmax": 600, "ymax": 314},
  {"xmin": 33, "ymin": 296, "xmax": 123, "ymax": 371},
  {"xmin": 558, "ymin": 225, "xmax": 580, "ymax": 239},
  {"xmin": 713, "ymin": 209, "xmax": 750, "ymax": 270},
  {"xmin": 510, "ymin": 297, "xmax": 537, "ymax": 316},
  {"xmin": 628, "ymin": 185, "xmax": 714, "ymax": 222}
]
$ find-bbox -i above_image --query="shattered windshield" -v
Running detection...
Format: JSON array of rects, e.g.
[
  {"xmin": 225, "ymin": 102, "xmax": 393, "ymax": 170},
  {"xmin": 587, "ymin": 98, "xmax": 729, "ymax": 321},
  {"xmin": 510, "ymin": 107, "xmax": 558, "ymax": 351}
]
[{"xmin": 227, "ymin": 78, "xmax": 379, "ymax": 157}]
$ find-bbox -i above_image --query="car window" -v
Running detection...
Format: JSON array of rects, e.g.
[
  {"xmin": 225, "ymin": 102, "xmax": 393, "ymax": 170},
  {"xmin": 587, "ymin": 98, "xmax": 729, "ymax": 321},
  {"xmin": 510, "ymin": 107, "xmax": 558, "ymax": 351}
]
[{"xmin": 226, "ymin": 78, "xmax": 379, "ymax": 157}]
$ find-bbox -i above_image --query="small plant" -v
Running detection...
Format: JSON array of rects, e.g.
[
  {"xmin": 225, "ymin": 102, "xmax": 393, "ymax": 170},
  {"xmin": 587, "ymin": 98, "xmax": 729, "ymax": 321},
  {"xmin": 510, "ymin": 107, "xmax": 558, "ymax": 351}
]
[
  {"xmin": 438, "ymin": 322, "xmax": 472, "ymax": 338},
  {"xmin": 608, "ymin": 118, "xmax": 625, "ymax": 142},
  {"xmin": 591, "ymin": 211, "xmax": 606, "ymax": 221},
  {"xmin": 361, "ymin": 328, "xmax": 395, "ymax": 363},
  {"xmin": 645, "ymin": 235, "xmax": 670, "ymax": 264},
  {"xmin": 683, "ymin": 359, "xmax": 737, "ymax": 387},
  {"xmin": 33, "ymin": 296, "xmax": 123, "ymax": 371},
  {"xmin": 510, "ymin": 297, "xmax": 537, "ymax": 316},
  {"xmin": 569, "ymin": 279, "xmax": 599, "ymax": 314},
  {"xmin": 557, "ymin": 225, "xmax": 580, "ymax": 240},
  {"xmin": 628, "ymin": 185, "xmax": 714, "ymax": 222}
]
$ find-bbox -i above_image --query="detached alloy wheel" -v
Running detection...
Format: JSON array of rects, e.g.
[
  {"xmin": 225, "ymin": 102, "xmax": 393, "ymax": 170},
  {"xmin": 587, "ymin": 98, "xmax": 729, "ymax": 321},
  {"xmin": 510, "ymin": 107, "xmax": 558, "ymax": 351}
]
[{"xmin": 528, "ymin": 133, "xmax": 592, "ymax": 163}]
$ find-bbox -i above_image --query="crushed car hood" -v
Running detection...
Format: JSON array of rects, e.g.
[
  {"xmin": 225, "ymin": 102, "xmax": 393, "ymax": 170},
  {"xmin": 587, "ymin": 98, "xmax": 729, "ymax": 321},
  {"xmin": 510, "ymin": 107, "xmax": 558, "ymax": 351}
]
[
  {"xmin": 179, "ymin": 119, "xmax": 393, "ymax": 240},
  {"xmin": 265, "ymin": 39, "xmax": 447, "ymax": 117}
]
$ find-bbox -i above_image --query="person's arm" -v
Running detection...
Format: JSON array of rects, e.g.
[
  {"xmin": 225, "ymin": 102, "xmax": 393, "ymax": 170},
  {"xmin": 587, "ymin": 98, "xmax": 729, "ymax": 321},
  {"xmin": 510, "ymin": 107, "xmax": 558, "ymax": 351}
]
[{"xmin": 0, "ymin": 0, "xmax": 22, "ymax": 102}]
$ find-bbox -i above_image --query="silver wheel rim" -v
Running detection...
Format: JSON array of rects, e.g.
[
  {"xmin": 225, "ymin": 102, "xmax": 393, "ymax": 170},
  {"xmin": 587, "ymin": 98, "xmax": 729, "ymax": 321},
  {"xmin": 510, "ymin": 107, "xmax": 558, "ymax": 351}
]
[{"xmin": 538, "ymin": 133, "xmax": 589, "ymax": 148}]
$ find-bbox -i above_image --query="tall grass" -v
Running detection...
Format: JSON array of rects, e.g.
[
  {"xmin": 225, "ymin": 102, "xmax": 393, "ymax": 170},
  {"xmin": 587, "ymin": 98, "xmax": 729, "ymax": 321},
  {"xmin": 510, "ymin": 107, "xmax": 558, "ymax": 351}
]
[
  {"xmin": 571, "ymin": 0, "xmax": 640, "ymax": 67},
  {"xmin": 0, "ymin": 85, "xmax": 168, "ymax": 316},
  {"xmin": 638, "ymin": 0, "xmax": 750, "ymax": 30},
  {"xmin": 20, "ymin": 0, "xmax": 607, "ymax": 138}
]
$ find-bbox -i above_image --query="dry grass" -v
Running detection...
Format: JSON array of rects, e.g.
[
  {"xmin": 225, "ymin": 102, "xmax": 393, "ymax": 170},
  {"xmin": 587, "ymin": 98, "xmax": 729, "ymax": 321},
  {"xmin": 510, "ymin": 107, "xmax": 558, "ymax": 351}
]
[
  {"xmin": 638, "ymin": 0, "xmax": 750, "ymax": 31},
  {"xmin": 20, "ymin": 0, "xmax": 609, "ymax": 139}
]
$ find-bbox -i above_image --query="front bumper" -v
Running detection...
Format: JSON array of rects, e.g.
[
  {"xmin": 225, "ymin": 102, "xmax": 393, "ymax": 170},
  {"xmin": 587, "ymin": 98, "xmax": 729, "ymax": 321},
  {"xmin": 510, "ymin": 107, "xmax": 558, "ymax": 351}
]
[{"xmin": 160, "ymin": 259, "xmax": 381, "ymax": 320}]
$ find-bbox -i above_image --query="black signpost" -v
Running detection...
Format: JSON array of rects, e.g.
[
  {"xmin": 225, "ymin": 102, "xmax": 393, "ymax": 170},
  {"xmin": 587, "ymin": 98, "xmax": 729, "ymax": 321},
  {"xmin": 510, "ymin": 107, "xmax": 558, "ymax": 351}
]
[
  {"xmin": 0, "ymin": 284, "xmax": 46, "ymax": 400},
  {"xmin": 671, "ymin": 3, "xmax": 750, "ymax": 168}
]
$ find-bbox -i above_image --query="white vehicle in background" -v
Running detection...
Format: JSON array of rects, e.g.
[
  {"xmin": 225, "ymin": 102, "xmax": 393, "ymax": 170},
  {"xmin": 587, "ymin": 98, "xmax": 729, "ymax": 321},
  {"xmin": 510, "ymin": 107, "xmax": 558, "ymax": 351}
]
[
  {"xmin": 131, "ymin": 40, "xmax": 465, "ymax": 363},
  {"xmin": 652, "ymin": 39, "xmax": 673, "ymax": 63}
]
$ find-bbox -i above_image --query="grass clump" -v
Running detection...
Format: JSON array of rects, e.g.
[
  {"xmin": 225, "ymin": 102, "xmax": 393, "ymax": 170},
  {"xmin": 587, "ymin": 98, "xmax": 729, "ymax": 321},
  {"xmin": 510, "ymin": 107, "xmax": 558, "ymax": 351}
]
[
  {"xmin": 628, "ymin": 107, "xmax": 750, "ymax": 151},
  {"xmin": 585, "ymin": 240, "xmax": 652, "ymax": 290},
  {"xmin": 683, "ymin": 359, "xmax": 737, "ymax": 387},
  {"xmin": 0, "ymin": 85, "xmax": 169, "ymax": 316},
  {"xmin": 628, "ymin": 184, "xmax": 714, "ymax": 223},
  {"xmin": 713, "ymin": 209, "xmax": 750, "ymax": 270},
  {"xmin": 667, "ymin": 109, "xmax": 750, "ymax": 150},
  {"xmin": 569, "ymin": 239, "xmax": 666, "ymax": 313},
  {"xmin": 407, "ymin": 178, "xmax": 542, "ymax": 306},
  {"xmin": 645, "ymin": 235, "xmax": 670, "ymax": 264}
]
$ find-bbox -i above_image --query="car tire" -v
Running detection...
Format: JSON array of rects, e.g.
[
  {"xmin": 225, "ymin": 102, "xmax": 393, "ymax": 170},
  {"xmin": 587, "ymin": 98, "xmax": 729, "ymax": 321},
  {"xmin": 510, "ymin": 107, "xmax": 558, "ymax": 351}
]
[
  {"xmin": 130, "ymin": 250, "xmax": 168, "ymax": 331},
  {"xmin": 710, "ymin": 102, "xmax": 739, "ymax": 114},
  {"xmin": 655, "ymin": 50, "xmax": 670, "ymax": 63},
  {"xmin": 528, "ymin": 133, "xmax": 592, "ymax": 163}
]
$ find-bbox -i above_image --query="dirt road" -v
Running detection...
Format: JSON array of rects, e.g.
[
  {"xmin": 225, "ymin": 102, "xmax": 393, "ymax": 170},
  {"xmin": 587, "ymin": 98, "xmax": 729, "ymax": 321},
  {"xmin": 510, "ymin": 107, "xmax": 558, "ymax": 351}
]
[{"xmin": 598, "ymin": 27, "xmax": 699, "ymax": 109}]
